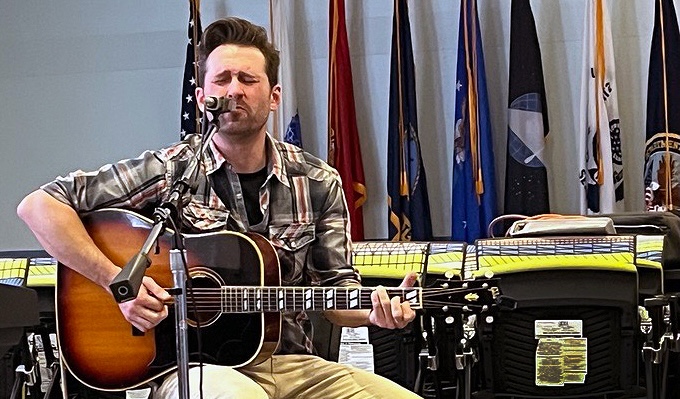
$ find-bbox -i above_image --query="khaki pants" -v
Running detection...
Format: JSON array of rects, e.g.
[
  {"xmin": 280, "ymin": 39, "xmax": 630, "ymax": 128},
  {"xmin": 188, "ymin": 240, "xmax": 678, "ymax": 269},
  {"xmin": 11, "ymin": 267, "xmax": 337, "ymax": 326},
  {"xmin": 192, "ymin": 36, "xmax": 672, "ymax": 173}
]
[{"xmin": 155, "ymin": 354, "xmax": 422, "ymax": 399}]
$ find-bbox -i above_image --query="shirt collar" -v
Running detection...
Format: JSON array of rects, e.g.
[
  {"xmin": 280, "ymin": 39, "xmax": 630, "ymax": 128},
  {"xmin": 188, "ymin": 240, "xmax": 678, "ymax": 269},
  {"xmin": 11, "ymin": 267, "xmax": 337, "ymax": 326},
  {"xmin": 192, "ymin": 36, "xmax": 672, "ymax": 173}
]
[
  {"xmin": 203, "ymin": 132, "xmax": 290, "ymax": 187},
  {"xmin": 266, "ymin": 133, "xmax": 290, "ymax": 187}
]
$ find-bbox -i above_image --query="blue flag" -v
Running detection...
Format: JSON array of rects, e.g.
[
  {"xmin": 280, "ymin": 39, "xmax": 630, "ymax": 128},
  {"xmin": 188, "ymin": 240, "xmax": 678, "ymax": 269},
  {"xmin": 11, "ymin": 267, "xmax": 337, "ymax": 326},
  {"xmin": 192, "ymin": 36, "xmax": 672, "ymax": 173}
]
[
  {"xmin": 644, "ymin": 0, "xmax": 680, "ymax": 210},
  {"xmin": 451, "ymin": 0, "xmax": 497, "ymax": 242},
  {"xmin": 387, "ymin": 0, "xmax": 432, "ymax": 241},
  {"xmin": 180, "ymin": 0, "xmax": 202, "ymax": 139}
]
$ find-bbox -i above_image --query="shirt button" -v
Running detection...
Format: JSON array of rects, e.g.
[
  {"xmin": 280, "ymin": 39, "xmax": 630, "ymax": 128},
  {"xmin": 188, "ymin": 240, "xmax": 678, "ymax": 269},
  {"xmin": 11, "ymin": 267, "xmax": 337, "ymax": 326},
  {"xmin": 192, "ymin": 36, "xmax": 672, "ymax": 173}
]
[
  {"xmin": 236, "ymin": 193, "xmax": 242, "ymax": 199},
  {"xmin": 290, "ymin": 241, "xmax": 296, "ymax": 248}
]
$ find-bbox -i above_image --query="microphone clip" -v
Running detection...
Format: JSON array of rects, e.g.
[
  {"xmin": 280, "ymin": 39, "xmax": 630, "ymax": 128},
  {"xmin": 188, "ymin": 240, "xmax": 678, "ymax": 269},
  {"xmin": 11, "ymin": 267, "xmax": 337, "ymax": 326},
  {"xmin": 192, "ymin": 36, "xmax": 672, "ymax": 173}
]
[{"xmin": 204, "ymin": 96, "xmax": 236, "ymax": 115}]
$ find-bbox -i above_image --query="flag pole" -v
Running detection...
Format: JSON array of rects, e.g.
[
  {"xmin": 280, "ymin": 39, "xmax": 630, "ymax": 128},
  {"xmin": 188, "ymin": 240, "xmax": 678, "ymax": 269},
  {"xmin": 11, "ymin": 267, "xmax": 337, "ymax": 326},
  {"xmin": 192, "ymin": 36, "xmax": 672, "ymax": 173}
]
[{"xmin": 191, "ymin": 0, "xmax": 201, "ymax": 135}]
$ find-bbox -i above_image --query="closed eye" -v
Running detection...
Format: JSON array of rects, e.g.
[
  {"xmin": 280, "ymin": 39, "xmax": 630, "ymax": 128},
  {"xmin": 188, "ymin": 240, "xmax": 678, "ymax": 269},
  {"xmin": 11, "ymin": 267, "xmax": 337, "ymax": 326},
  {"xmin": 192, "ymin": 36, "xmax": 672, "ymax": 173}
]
[{"xmin": 237, "ymin": 72, "xmax": 259, "ymax": 84}]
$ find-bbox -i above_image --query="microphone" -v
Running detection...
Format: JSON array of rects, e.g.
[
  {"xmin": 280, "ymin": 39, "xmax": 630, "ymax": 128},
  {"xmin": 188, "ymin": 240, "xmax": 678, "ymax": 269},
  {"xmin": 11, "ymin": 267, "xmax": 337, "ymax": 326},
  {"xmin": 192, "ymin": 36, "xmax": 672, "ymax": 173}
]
[{"xmin": 204, "ymin": 96, "xmax": 236, "ymax": 114}]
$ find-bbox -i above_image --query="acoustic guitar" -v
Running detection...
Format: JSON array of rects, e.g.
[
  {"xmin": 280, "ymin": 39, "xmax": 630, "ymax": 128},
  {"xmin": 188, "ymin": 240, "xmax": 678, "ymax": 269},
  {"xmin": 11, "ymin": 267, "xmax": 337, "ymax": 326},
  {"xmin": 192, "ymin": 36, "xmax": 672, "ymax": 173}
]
[{"xmin": 56, "ymin": 208, "xmax": 500, "ymax": 391}]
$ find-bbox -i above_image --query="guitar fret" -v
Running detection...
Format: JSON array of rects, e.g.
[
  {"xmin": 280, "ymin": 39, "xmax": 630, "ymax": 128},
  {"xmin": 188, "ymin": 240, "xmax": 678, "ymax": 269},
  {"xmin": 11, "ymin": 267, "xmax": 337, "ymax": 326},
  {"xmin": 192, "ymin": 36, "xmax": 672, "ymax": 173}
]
[
  {"xmin": 405, "ymin": 288, "xmax": 417, "ymax": 304},
  {"xmin": 278, "ymin": 288, "xmax": 285, "ymax": 311},
  {"xmin": 349, "ymin": 288, "xmax": 359, "ymax": 309},
  {"xmin": 236, "ymin": 287, "xmax": 241, "ymax": 312},
  {"xmin": 324, "ymin": 288, "xmax": 335, "ymax": 310},
  {"xmin": 340, "ymin": 287, "xmax": 347, "ymax": 310},
  {"xmin": 263, "ymin": 288, "xmax": 268, "ymax": 312},
  {"xmin": 304, "ymin": 288, "xmax": 313, "ymax": 311},
  {"xmin": 251, "ymin": 288, "xmax": 257, "ymax": 312},
  {"xmin": 228, "ymin": 287, "xmax": 232, "ymax": 313},
  {"xmin": 248, "ymin": 287, "xmax": 255, "ymax": 312},
  {"xmin": 268, "ymin": 287, "xmax": 274, "ymax": 312},
  {"xmin": 231, "ymin": 287, "xmax": 235, "ymax": 313},
  {"xmin": 296, "ymin": 287, "xmax": 302, "ymax": 311}
]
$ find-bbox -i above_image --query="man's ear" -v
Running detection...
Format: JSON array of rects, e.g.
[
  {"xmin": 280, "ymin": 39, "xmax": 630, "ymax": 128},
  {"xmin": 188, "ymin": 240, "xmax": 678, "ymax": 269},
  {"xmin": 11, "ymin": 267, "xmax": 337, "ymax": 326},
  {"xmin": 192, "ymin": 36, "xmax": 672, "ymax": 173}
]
[
  {"xmin": 270, "ymin": 84, "xmax": 281, "ymax": 111},
  {"xmin": 195, "ymin": 86, "xmax": 205, "ymax": 112}
]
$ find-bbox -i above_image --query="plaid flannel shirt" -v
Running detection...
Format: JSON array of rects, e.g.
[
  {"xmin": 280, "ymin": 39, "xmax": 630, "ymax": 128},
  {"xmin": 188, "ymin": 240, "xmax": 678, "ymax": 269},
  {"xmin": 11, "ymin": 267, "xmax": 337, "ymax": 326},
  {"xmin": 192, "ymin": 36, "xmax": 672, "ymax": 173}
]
[{"xmin": 42, "ymin": 133, "xmax": 360, "ymax": 355}]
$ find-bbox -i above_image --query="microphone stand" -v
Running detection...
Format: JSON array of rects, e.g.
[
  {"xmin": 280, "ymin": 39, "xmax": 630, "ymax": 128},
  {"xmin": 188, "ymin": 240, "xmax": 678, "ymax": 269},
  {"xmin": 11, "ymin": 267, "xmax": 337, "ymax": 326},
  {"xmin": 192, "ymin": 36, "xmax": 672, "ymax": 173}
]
[{"xmin": 108, "ymin": 98, "xmax": 231, "ymax": 399}]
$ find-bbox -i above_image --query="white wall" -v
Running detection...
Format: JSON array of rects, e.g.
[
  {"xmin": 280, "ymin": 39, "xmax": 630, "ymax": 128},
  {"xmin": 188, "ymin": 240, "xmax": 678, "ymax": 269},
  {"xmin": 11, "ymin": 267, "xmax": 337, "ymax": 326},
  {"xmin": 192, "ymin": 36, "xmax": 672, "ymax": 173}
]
[{"xmin": 0, "ymin": 0, "xmax": 657, "ymax": 250}]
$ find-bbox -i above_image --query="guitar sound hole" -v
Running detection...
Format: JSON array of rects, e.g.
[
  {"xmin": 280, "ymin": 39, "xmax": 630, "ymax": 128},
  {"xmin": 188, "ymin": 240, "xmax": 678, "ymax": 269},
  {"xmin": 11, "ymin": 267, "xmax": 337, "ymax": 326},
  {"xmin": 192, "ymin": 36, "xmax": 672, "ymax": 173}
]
[{"xmin": 186, "ymin": 267, "xmax": 223, "ymax": 327}]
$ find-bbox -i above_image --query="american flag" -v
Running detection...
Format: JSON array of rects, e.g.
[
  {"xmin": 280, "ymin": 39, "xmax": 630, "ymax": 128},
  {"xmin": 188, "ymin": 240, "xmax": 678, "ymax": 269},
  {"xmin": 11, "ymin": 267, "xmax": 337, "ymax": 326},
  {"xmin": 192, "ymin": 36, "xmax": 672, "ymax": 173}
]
[{"xmin": 180, "ymin": 0, "xmax": 202, "ymax": 139}]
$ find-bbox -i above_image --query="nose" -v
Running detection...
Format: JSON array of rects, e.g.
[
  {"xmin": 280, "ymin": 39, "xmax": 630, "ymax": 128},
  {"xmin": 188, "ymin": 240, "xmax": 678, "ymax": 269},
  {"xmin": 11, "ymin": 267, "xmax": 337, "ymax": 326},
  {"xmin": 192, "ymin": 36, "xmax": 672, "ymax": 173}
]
[{"xmin": 225, "ymin": 80, "xmax": 245, "ymax": 100}]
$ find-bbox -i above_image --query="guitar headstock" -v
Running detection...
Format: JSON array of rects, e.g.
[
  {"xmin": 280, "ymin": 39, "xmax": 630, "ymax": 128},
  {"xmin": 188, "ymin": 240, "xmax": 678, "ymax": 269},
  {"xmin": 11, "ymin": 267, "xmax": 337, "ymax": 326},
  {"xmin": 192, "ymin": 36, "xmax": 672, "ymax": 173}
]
[{"xmin": 421, "ymin": 277, "xmax": 514, "ymax": 315}]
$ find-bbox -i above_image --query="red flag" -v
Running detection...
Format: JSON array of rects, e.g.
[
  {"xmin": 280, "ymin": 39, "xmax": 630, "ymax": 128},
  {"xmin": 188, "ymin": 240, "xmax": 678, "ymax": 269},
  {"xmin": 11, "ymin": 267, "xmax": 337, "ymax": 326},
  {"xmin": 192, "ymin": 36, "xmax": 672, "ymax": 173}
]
[{"xmin": 328, "ymin": 0, "xmax": 367, "ymax": 240}]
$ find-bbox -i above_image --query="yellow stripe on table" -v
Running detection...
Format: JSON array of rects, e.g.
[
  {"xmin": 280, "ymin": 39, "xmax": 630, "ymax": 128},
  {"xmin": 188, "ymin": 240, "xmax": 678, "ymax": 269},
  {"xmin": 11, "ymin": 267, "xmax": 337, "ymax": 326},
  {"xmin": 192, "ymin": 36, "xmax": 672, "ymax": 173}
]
[{"xmin": 27, "ymin": 258, "xmax": 57, "ymax": 287}]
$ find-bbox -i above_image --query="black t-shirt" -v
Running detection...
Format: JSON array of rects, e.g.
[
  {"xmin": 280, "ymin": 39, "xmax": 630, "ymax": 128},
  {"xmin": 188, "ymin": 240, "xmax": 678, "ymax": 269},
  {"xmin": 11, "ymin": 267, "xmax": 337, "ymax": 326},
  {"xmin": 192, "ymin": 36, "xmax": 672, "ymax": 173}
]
[{"xmin": 238, "ymin": 167, "xmax": 267, "ymax": 226}]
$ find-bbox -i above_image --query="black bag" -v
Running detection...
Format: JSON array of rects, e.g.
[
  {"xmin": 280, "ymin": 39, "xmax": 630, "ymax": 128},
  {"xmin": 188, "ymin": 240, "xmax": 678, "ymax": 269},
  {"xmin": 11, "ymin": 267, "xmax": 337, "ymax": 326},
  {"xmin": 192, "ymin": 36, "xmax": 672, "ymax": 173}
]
[{"xmin": 605, "ymin": 211, "xmax": 680, "ymax": 270}]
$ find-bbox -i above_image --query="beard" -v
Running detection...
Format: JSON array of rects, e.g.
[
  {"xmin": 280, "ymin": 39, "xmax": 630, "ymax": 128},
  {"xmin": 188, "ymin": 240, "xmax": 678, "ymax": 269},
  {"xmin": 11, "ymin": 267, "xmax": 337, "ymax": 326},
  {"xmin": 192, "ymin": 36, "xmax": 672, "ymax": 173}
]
[{"xmin": 216, "ymin": 106, "xmax": 269, "ymax": 140}]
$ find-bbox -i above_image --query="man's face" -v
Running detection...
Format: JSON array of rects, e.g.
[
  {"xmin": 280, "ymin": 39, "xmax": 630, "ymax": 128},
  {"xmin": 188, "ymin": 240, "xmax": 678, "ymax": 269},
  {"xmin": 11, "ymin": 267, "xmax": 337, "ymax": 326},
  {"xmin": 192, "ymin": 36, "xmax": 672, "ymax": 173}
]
[{"xmin": 197, "ymin": 44, "xmax": 280, "ymax": 139}]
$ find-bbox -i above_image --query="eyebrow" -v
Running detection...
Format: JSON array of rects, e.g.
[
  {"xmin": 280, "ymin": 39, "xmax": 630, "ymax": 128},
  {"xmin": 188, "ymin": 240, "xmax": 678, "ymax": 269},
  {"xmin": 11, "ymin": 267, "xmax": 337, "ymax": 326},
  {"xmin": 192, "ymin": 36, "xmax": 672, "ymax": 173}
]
[{"xmin": 212, "ymin": 69, "xmax": 259, "ymax": 81}]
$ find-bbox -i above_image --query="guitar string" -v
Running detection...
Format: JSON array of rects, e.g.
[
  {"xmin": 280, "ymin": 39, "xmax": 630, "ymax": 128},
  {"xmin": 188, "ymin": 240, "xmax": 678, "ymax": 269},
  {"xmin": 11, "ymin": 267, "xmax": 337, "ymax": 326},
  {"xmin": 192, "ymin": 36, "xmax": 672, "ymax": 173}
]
[{"xmin": 166, "ymin": 287, "xmax": 496, "ymax": 311}]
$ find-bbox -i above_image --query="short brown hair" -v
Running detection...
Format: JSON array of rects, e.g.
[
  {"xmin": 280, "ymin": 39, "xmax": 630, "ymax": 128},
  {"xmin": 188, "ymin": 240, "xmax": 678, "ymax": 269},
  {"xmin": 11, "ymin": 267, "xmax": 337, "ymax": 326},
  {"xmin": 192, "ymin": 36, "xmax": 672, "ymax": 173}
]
[{"xmin": 197, "ymin": 17, "xmax": 280, "ymax": 88}]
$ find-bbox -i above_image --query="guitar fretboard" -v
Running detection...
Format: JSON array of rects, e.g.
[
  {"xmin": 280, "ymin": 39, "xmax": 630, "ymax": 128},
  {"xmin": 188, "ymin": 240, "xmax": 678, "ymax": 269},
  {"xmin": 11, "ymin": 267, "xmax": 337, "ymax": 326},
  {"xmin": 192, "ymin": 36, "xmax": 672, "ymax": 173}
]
[{"xmin": 217, "ymin": 286, "xmax": 421, "ymax": 313}]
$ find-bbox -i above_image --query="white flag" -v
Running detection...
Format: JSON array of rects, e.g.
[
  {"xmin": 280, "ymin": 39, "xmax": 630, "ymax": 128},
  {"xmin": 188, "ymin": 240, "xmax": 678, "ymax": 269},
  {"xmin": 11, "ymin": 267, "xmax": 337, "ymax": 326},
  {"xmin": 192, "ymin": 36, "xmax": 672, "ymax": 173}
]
[
  {"xmin": 578, "ymin": 0, "xmax": 624, "ymax": 214},
  {"xmin": 269, "ymin": 0, "xmax": 302, "ymax": 147}
]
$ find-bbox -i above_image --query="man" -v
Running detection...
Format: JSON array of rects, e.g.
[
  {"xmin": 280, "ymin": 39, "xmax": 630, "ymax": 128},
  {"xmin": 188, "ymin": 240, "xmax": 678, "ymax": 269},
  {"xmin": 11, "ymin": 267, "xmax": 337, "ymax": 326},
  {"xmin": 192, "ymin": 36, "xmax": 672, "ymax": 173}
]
[{"xmin": 18, "ymin": 17, "xmax": 421, "ymax": 398}]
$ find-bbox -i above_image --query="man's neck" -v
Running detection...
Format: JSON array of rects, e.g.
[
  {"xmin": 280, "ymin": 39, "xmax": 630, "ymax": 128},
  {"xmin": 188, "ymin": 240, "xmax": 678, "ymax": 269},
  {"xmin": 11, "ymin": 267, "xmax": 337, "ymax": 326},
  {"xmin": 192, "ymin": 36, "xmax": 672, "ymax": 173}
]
[{"xmin": 213, "ymin": 131, "xmax": 268, "ymax": 173}]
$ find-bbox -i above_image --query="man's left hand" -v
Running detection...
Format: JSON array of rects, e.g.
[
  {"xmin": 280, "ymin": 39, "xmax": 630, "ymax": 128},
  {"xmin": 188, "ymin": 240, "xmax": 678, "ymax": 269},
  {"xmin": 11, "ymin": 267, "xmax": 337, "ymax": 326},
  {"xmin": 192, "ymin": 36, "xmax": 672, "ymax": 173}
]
[{"xmin": 368, "ymin": 272, "xmax": 418, "ymax": 329}]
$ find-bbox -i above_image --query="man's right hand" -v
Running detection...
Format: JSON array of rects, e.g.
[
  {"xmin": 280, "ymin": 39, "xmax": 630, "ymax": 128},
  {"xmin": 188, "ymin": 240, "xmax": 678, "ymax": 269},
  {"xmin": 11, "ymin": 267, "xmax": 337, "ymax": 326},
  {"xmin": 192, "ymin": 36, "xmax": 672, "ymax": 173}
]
[{"xmin": 117, "ymin": 276, "xmax": 171, "ymax": 332}]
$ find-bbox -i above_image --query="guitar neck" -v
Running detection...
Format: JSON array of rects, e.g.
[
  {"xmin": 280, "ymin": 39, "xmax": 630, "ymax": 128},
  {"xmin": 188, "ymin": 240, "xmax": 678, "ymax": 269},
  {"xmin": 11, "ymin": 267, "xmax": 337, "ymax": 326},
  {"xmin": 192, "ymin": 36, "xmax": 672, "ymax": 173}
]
[{"xmin": 211, "ymin": 286, "xmax": 422, "ymax": 313}]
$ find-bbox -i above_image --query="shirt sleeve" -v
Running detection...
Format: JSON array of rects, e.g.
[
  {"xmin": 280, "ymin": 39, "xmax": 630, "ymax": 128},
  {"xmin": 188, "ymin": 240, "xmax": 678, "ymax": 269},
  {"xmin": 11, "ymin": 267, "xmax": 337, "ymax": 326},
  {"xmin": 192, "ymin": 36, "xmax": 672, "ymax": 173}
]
[
  {"xmin": 41, "ymin": 149, "xmax": 169, "ymax": 213},
  {"xmin": 308, "ymin": 169, "xmax": 361, "ymax": 287}
]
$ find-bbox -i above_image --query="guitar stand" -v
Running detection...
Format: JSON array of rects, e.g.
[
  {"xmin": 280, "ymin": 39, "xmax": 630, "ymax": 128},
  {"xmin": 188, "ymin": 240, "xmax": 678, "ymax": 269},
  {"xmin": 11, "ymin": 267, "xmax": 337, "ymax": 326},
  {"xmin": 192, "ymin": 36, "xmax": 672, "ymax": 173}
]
[
  {"xmin": 10, "ymin": 364, "xmax": 34, "ymax": 399},
  {"xmin": 641, "ymin": 295, "xmax": 674, "ymax": 399},
  {"xmin": 41, "ymin": 362, "xmax": 60, "ymax": 399},
  {"xmin": 10, "ymin": 361, "xmax": 60, "ymax": 399},
  {"xmin": 416, "ymin": 312, "xmax": 480, "ymax": 399},
  {"xmin": 455, "ymin": 314, "xmax": 479, "ymax": 399},
  {"xmin": 415, "ymin": 314, "xmax": 444, "ymax": 398}
]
